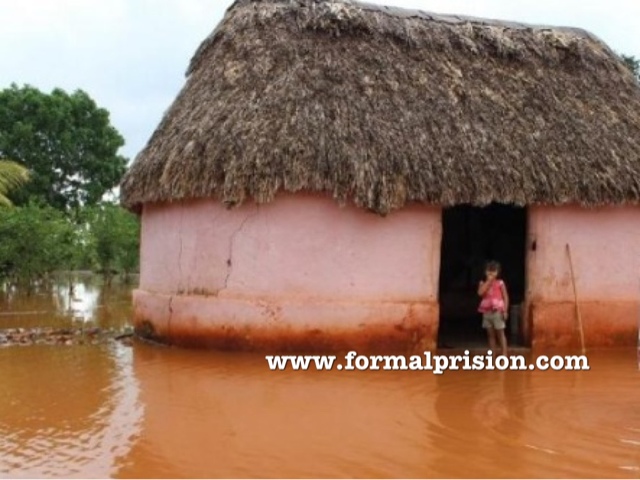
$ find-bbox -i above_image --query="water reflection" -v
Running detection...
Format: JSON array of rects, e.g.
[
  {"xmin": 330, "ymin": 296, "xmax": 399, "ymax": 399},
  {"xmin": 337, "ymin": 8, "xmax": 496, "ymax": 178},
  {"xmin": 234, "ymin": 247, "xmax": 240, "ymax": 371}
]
[
  {"xmin": 0, "ymin": 273, "xmax": 134, "ymax": 330},
  {"xmin": 117, "ymin": 345, "xmax": 440, "ymax": 478},
  {"xmin": 1, "ymin": 276, "xmax": 639, "ymax": 478},
  {"xmin": 54, "ymin": 279, "xmax": 100, "ymax": 322},
  {"xmin": 0, "ymin": 343, "xmax": 142, "ymax": 478},
  {"xmin": 115, "ymin": 348, "xmax": 640, "ymax": 479}
]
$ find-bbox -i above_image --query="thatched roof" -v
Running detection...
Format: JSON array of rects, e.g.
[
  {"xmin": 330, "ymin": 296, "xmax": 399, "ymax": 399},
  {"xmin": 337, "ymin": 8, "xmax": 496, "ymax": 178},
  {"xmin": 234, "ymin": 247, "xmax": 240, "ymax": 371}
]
[{"xmin": 121, "ymin": 0, "xmax": 640, "ymax": 215}]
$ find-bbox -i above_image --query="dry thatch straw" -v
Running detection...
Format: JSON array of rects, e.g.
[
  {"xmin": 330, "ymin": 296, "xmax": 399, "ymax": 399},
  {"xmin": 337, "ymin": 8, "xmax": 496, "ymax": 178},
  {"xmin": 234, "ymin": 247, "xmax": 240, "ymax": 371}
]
[{"xmin": 121, "ymin": 0, "xmax": 640, "ymax": 215}]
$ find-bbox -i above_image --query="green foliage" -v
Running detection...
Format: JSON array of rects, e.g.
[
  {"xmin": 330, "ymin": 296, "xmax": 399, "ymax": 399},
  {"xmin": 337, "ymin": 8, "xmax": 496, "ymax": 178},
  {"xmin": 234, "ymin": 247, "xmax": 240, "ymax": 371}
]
[
  {"xmin": 0, "ymin": 85, "xmax": 137, "ymax": 285},
  {"xmin": 0, "ymin": 203, "xmax": 139, "ymax": 286},
  {"xmin": 0, "ymin": 84, "xmax": 127, "ymax": 210},
  {"xmin": 621, "ymin": 55, "xmax": 640, "ymax": 80},
  {"xmin": 0, "ymin": 203, "xmax": 78, "ymax": 285},
  {"xmin": 85, "ymin": 203, "xmax": 140, "ymax": 280},
  {"xmin": 0, "ymin": 159, "xmax": 30, "ymax": 206}
]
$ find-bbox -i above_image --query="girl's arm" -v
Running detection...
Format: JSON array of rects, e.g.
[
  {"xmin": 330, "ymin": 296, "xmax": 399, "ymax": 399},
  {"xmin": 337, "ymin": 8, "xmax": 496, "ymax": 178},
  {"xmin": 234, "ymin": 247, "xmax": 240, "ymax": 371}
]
[
  {"xmin": 501, "ymin": 282, "xmax": 510, "ymax": 318},
  {"xmin": 478, "ymin": 280, "xmax": 492, "ymax": 297}
]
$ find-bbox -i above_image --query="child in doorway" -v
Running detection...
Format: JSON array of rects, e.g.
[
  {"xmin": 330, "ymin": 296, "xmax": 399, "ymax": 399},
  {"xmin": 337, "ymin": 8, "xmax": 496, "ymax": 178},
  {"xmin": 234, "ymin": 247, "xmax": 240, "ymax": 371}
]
[{"xmin": 477, "ymin": 261, "xmax": 509, "ymax": 356}]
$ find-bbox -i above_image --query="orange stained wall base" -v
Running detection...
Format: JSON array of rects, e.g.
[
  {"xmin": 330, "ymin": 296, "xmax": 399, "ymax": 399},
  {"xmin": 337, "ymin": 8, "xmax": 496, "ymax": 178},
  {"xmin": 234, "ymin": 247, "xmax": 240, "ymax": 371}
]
[
  {"xmin": 134, "ymin": 290, "xmax": 440, "ymax": 353},
  {"xmin": 529, "ymin": 301, "xmax": 638, "ymax": 350}
]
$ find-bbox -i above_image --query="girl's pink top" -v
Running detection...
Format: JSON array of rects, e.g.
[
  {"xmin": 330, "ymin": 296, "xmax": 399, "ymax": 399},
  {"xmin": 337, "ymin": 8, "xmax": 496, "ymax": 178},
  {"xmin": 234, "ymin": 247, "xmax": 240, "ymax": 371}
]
[{"xmin": 478, "ymin": 279, "xmax": 506, "ymax": 313}]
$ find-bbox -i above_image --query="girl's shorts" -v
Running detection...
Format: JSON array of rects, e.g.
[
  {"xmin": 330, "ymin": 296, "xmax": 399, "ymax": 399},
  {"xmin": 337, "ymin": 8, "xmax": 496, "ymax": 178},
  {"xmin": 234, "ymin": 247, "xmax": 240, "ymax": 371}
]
[{"xmin": 482, "ymin": 311, "xmax": 506, "ymax": 330}]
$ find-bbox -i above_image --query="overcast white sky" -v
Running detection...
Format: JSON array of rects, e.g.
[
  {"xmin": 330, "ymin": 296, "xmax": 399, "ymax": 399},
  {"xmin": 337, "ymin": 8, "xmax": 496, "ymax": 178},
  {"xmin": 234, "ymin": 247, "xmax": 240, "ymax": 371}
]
[{"xmin": 1, "ymin": 0, "xmax": 639, "ymax": 161}]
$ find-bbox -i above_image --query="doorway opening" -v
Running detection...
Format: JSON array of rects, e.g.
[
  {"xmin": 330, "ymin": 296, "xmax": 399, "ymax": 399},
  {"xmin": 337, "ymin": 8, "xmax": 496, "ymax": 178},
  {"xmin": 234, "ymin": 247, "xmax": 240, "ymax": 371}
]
[{"xmin": 437, "ymin": 204, "xmax": 527, "ymax": 348}]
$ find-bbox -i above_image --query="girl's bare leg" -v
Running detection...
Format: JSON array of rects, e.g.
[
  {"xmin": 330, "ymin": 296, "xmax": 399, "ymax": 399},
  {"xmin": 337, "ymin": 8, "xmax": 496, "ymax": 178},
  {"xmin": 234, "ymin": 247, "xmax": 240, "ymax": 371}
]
[
  {"xmin": 497, "ymin": 329, "xmax": 508, "ymax": 356},
  {"xmin": 486, "ymin": 326, "xmax": 497, "ymax": 353}
]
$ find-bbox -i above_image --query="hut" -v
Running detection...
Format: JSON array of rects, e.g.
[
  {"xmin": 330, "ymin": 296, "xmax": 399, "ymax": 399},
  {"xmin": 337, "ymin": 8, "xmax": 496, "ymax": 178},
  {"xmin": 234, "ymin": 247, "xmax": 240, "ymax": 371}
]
[{"xmin": 121, "ymin": 0, "xmax": 640, "ymax": 352}]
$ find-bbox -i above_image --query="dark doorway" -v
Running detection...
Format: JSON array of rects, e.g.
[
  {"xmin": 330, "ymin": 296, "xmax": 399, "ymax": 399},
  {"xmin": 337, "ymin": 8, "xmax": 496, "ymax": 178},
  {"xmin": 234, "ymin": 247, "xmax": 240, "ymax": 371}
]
[{"xmin": 437, "ymin": 204, "xmax": 527, "ymax": 348}]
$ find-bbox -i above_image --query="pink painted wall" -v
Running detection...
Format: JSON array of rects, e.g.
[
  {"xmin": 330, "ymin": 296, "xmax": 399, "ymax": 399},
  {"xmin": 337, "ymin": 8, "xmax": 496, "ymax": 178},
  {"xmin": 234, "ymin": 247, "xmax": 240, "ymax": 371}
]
[
  {"xmin": 527, "ymin": 205, "xmax": 640, "ymax": 348},
  {"xmin": 528, "ymin": 206, "xmax": 640, "ymax": 301},
  {"xmin": 140, "ymin": 194, "xmax": 441, "ymax": 303},
  {"xmin": 136, "ymin": 194, "xmax": 442, "ymax": 351}
]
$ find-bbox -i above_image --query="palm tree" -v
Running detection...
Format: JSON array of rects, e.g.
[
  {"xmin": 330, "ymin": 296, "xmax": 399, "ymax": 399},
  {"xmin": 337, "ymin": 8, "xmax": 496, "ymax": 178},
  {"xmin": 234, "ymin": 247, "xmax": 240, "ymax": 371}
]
[{"xmin": 0, "ymin": 160, "xmax": 29, "ymax": 206}]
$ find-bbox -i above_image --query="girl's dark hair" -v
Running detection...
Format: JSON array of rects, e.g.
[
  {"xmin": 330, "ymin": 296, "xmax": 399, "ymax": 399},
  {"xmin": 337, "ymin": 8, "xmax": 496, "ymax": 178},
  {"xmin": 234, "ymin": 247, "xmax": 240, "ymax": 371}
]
[{"xmin": 485, "ymin": 260, "xmax": 501, "ymax": 272}]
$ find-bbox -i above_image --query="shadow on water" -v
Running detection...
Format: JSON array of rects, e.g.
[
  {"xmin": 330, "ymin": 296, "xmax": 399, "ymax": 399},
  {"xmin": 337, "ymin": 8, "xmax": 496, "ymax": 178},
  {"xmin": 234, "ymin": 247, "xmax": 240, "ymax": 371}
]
[{"xmin": 0, "ymin": 276, "xmax": 639, "ymax": 478}]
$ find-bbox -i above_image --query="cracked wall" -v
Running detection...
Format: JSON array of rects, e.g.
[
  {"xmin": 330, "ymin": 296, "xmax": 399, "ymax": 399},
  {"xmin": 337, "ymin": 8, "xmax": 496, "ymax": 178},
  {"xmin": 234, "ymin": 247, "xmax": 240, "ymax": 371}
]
[
  {"xmin": 135, "ymin": 197, "xmax": 640, "ymax": 350},
  {"xmin": 139, "ymin": 194, "xmax": 441, "ymax": 303},
  {"xmin": 135, "ymin": 193, "xmax": 442, "ymax": 351}
]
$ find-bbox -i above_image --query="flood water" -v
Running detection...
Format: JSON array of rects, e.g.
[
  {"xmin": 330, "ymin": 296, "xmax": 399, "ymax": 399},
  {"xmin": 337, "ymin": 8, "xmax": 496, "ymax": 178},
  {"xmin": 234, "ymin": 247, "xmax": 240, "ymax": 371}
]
[{"xmin": 1, "ymin": 274, "xmax": 639, "ymax": 478}]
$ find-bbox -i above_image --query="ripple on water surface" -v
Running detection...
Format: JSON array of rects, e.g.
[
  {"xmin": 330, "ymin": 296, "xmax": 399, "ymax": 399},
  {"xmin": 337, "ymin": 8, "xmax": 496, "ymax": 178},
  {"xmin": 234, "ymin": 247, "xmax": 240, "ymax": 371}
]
[
  {"xmin": 117, "ymin": 346, "xmax": 640, "ymax": 478},
  {"xmin": 1, "ymin": 342, "xmax": 639, "ymax": 478},
  {"xmin": 0, "ymin": 343, "xmax": 142, "ymax": 478}
]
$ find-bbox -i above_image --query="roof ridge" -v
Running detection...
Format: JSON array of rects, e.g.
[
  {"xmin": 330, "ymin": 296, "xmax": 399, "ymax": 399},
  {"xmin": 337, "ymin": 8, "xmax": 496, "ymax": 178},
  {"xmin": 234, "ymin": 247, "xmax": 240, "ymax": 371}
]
[{"xmin": 229, "ymin": 0, "xmax": 602, "ymax": 41}]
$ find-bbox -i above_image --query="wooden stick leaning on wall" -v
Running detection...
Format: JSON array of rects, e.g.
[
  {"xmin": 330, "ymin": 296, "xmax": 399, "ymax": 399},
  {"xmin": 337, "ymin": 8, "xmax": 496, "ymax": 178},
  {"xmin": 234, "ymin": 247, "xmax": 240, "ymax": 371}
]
[{"xmin": 566, "ymin": 243, "xmax": 586, "ymax": 355}]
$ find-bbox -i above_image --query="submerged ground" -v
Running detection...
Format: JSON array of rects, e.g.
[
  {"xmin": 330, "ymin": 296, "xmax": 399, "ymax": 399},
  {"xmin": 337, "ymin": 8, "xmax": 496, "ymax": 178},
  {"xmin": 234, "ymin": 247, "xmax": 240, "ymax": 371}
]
[{"xmin": 0, "ymin": 274, "xmax": 638, "ymax": 478}]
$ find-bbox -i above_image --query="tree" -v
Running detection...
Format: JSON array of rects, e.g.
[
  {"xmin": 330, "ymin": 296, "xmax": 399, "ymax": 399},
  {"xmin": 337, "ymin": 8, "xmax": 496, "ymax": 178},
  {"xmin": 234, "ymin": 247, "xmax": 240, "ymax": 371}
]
[
  {"xmin": 0, "ymin": 84, "xmax": 127, "ymax": 210},
  {"xmin": 86, "ymin": 203, "xmax": 140, "ymax": 284},
  {"xmin": 0, "ymin": 159, "xmax": 29, "ymax": 206},
  {"xmin": 0, "ymin": 203, "xmax": 78, "ymax": 288},
  {"xmin": 117, "ymin": 212, "xmax": 141, "ymax": 281},
  {"xmin": 0, "ymin": 202, "xmax": 139, "ymax": 289},
  {"xmin": 622, "ymin": 55, "xmax": 639, "ymax": 80}
]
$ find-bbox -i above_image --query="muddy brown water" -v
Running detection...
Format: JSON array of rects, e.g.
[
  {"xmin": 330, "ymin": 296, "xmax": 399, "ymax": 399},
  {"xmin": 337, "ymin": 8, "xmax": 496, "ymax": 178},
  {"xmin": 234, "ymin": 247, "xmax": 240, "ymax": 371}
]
[{"xmin": 1, "ymin": 274, "xmax": 639, "ymax": 478}]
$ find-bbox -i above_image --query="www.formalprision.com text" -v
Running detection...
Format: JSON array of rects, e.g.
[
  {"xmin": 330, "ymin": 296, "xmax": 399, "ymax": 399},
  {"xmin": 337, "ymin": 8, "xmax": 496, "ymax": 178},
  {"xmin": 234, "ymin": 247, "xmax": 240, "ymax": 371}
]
[{"xmin": 265, "ymin": 351, "xmax": 590, "ymax": 374}]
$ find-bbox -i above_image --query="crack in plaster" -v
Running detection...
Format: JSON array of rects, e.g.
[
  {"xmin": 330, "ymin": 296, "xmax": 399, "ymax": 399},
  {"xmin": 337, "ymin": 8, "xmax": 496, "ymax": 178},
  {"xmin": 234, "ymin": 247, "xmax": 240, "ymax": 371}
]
[
  {"xmin": 168, "ymin": 295, "xmax": 174, "ymax": 334},
  {"xmin": 220, "ymin": 205, "xmax": 259, "ymax": 294}
]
